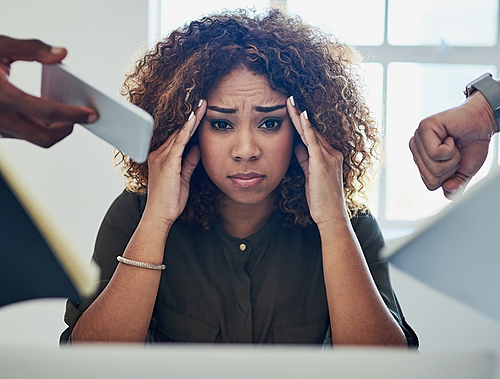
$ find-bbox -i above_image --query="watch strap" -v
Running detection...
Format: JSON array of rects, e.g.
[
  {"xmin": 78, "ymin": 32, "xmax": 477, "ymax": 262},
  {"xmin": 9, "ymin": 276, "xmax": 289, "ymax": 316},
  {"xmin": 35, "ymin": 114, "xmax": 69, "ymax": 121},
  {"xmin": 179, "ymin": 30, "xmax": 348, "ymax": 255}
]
[{"xmin": 465, "ymin": 73, "xmax": 500, "ymax": 132}]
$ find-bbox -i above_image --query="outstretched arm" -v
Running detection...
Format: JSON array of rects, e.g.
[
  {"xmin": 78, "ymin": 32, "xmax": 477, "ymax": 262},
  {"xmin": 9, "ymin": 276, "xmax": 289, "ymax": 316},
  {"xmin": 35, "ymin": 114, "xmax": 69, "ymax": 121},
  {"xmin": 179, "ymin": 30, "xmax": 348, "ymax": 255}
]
[{"xmin": 409, "ymin": 85, "xmax": 498, "ymax": 199}]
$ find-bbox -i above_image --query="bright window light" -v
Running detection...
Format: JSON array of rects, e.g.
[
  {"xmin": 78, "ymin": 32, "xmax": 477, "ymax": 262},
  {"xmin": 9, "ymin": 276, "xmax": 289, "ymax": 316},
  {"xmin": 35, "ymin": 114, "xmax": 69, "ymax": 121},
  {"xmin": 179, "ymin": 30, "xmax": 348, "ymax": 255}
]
[{"xmin": 161, "ymin": 0, "xmax": 269, "ymax": 35}]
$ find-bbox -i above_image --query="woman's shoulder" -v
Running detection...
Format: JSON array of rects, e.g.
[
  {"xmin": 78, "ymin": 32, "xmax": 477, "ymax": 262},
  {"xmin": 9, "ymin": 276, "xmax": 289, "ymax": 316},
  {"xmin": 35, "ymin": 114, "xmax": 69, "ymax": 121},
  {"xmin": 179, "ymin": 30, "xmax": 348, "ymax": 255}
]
[
  {"xmin": 107, "ymin": 189, "xmax": 147, "ymax": 215},
  {"xmin": 350, "ymin": 209, "xmax": 386, "ymax": 264},
  {"xmin": 350, "ymin": 208, "xmax": 379, "ymax": 230},
  {"xmin": 100, "ymin": 189, "xmax": 147, "ymax": 236}
]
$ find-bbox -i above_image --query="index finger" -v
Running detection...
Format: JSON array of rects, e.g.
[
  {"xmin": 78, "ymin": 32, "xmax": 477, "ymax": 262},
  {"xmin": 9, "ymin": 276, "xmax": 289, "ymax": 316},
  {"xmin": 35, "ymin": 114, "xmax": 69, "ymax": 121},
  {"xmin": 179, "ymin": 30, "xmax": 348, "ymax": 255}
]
[
  {"xmin": 152, "ymin": 99, "xmax": 207, "ymax": 157},
  {"xmin": 286, "ymin": 96, "xmax": 306, "ymax": 142}
]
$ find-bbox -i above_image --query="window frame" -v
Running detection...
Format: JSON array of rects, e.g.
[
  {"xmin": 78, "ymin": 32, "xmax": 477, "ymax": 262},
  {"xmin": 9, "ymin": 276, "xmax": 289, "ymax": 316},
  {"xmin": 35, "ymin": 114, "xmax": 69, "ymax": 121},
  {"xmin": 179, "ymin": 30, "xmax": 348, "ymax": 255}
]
[{"xmin": 357, "ymin": 0, "xmax": 500, "ymax": 236}]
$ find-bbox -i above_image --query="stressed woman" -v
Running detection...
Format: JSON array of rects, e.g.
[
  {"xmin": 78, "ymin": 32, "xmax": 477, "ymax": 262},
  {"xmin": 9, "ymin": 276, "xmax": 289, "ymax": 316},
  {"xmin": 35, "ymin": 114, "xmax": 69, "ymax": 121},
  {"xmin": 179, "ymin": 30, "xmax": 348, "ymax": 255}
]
[{"xmin": 62, "ymin": 9, "xmax": 418, "ymax": 347}]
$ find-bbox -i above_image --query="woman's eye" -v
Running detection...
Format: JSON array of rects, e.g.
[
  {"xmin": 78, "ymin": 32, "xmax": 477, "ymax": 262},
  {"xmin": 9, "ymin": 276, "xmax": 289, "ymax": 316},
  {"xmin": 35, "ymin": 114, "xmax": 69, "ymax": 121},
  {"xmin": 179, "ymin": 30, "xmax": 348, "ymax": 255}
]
[
  {"xmin": 260, "ymin": 119, "xmax": 282, "ymax": 130},
  {"xmin": 211, "ymin": 120, "xmax": 232, "ymax": 130}
]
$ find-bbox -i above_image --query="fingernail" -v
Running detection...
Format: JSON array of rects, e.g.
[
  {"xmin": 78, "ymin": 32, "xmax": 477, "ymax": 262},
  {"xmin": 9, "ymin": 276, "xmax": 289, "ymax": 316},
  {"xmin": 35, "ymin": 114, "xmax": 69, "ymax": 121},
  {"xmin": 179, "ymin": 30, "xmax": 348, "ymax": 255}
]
[
  {"xmin": 303, "ymin": 110, "xmax": 309, "ymax": 120},
  {"xmin": 289, "ymin": 96, "xmax": 295, "ymax": 107},
  {"xmin": 198, "ymin": 99, "xmax": 204, "ymax": 108},
  {"xmin": 188, "ymin": 111, "xmax": 195, "ymax": 121},
  {"xmin": 50, "ymin": 46, "xmax": 66, "ymax": 55},
  {"xmin": 87, "ymin": 113, "xmax": 98, "ymax": 123}
]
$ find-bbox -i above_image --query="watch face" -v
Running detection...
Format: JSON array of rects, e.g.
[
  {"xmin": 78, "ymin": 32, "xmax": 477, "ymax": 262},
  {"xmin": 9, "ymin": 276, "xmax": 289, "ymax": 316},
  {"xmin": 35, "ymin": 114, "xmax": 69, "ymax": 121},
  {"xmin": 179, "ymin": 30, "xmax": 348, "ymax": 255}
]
[
  {"xmin": 465, "ymin": 85, "xmax": 475, "ymax": 98},
  {"xmin": 465, "ymin": 73, "xmax": 493, "ymax": 98}
]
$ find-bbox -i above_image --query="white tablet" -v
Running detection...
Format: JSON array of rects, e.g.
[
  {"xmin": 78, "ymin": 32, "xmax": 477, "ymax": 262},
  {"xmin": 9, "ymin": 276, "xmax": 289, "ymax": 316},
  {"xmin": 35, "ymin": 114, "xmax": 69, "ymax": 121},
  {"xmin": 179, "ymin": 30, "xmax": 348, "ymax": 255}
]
[{"xmin": 41, "ymin": 63, "xmax": 154, "ymax": 163}]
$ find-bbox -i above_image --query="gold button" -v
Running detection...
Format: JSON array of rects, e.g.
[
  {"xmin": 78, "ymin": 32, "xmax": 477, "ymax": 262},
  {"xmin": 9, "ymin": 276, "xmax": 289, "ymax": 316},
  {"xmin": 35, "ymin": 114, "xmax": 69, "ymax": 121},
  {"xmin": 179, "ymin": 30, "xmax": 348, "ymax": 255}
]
[{"xmin": 239, "ymin": 243, "xmax": 247, "ymax": 251}]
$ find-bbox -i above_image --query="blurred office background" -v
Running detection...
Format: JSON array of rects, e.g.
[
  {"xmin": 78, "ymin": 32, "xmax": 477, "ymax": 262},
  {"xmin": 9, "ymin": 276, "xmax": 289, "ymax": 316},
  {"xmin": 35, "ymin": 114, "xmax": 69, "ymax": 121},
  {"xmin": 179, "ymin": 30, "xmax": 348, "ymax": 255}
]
[{"xmin": 0, "ymin": 0, "xmax": 499, "ymax": 353}]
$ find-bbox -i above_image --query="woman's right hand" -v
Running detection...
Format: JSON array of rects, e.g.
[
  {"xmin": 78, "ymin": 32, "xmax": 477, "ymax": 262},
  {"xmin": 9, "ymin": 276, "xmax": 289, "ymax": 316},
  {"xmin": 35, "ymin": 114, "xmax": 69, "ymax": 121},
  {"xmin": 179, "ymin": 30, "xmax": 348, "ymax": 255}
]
[{"xmin": 144, "ymin": 99, "xmax": 207, "ymax": 229}]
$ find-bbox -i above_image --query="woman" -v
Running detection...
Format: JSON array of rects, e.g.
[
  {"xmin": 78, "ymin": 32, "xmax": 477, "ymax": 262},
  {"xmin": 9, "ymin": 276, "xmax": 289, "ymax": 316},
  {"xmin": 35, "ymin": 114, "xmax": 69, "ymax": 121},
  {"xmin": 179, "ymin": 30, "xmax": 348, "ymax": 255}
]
[{"xmin": 62, "ymin": 9, "xmax": 417, "ymax": 347}]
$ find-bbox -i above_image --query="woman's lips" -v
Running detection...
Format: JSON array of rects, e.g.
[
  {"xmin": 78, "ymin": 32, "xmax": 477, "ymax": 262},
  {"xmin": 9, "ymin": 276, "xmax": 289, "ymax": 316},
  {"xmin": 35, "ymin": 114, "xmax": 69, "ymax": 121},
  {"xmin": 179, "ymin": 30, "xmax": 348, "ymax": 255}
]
[{"xmin": 229, "ymin": 173, "xmax": 265, "ymax": 188}]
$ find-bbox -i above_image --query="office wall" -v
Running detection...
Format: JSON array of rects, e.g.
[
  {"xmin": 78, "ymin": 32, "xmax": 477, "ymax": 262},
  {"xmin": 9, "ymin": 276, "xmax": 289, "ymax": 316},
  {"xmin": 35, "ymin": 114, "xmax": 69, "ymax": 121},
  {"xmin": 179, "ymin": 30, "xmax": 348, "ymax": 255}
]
[{"xmin": 0, "ymin": 0, "xmax": 149, "ymax": 345}]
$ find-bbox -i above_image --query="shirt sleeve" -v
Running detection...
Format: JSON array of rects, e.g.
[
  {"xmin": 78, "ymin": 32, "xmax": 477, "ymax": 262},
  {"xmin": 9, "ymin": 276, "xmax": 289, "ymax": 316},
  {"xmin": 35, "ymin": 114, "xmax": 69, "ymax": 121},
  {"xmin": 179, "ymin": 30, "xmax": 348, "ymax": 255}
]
[
  {"xmin": 350, "ymin": 210, "xmax": 419, "ymax": 348},
  {"xmin": 60, "ymin": 190, "xmax": 146, "ymax": 343}
]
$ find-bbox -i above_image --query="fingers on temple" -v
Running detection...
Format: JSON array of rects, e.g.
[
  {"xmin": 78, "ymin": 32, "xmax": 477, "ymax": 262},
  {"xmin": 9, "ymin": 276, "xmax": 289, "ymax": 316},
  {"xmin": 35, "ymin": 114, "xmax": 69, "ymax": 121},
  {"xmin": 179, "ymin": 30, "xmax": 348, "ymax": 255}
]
[
  {"xmin": 176, "ymin": 98, "xmax": 207, "ymax": 145},
  {"xmin": 190, "ymin": 98, "xmax": 207, "ymax": 138},
  {"xmin": 287, "ymin": 97, "xmax": 318, "ymax": 148},
  {"xmin": 152, "ymin": 99, "xmax": 207, "ymax": 157},
  {"xmin": 287, "ymin": 96, "xmax": 342, "ymax": 165},
  {"xmin": 287, "ymin": 96, "xmax": 305, "ymax": 140}
]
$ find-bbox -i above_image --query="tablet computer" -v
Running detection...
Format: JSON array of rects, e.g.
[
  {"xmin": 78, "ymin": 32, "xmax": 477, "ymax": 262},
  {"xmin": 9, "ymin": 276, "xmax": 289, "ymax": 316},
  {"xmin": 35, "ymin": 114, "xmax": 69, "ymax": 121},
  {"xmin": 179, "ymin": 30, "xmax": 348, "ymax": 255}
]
[{"xmin": 41, "ymin": 63, "xmax": 154, "ymax": 163}]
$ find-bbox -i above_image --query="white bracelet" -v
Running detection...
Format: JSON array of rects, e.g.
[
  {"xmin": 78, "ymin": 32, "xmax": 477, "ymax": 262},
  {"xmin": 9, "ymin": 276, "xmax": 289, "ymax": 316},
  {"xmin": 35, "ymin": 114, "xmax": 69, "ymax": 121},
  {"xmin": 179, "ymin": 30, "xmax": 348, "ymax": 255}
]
[{"xmin": 116, "ymin": 256, "xmax": 166, "ymax": 271}]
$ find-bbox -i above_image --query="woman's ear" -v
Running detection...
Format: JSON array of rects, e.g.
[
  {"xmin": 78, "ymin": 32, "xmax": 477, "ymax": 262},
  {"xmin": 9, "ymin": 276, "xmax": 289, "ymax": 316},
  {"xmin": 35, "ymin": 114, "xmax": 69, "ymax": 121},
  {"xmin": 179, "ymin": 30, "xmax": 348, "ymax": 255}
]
[
  {"xmin": 293, "ymin": 128, "xmax": 303, "ymax": 147},
  {"xmin": 294, "ymin": 143, "xmax": 308, "ymax": 175},
  {"xmin": 183, "ymin": 128, "xmax": 199, "ymax": 159}
]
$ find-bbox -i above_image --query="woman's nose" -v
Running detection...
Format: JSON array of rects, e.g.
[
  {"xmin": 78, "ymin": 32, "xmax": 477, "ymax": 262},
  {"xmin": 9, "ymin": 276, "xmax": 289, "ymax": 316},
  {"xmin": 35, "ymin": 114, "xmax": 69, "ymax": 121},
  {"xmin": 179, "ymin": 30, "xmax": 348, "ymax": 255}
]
[{"xmin": 231, "ymin": 129, "xmax": 261, "ymax": 162}]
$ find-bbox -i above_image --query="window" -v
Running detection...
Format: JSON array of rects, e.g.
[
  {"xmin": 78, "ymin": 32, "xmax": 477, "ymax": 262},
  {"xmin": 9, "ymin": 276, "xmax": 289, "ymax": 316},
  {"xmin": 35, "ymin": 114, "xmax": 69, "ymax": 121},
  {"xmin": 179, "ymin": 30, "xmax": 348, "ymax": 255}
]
[
  {"xmin": 160, "ymin": 0, "xmax": 269, "ymax": 36},
  {"xmin": 158, "ymin": 0, "xmax": 500, "ymax": 238},
  {"xmin": 356, "ymin": 0, "xmax": 499, "ymax": 237}
]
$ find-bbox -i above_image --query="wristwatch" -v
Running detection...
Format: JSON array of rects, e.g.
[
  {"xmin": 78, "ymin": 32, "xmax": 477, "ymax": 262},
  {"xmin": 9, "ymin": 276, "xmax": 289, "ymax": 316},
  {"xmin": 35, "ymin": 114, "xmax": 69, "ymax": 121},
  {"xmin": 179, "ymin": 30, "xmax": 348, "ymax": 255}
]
[{"xmin": 464, "ymin": 72, "xmax": 500, "ymax": 132}]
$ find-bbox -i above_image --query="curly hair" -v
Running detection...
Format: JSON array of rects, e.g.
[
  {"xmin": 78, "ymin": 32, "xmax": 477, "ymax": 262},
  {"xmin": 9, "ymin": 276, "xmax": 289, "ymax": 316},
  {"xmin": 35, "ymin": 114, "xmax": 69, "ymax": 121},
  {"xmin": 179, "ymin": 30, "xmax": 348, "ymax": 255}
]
[{"xmin": 117, "ymin": 8, "xmax": 380, "ymax": 228}]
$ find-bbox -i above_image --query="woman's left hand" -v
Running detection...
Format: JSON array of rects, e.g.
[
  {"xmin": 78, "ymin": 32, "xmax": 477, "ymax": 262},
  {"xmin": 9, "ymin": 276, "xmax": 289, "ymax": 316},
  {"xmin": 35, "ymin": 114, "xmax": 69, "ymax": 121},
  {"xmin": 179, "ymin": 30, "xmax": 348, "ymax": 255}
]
[
  {"xmin": 287, "ymin": 96, "xmax": 348, "ymax": 228},
  {"xmin": 287, "ymin": 97, "xmax": 408, "ymax": 347}
]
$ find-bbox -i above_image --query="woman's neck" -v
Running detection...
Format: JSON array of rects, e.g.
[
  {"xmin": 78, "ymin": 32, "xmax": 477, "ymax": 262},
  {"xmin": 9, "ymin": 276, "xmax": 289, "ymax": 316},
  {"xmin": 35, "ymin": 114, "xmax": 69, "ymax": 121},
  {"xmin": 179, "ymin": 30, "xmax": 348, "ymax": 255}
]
[{"xmin": 219, "ymin": 197, "xmax": 275, "ymax": 239}]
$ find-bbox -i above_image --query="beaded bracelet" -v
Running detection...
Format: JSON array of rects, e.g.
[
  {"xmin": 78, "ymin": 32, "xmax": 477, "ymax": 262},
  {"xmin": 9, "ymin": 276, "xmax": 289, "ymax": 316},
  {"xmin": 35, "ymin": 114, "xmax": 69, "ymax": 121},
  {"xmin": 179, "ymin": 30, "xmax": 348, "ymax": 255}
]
[{"xmin": 116, "ymin": 256, "xmax": 166, "ymax": 271}]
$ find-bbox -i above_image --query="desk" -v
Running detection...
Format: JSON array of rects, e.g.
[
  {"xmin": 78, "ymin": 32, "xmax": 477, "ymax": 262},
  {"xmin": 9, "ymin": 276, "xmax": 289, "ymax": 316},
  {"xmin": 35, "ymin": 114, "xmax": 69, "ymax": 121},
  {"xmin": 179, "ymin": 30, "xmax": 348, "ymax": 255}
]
[{"xmin": 0, "ymin": 345, "xmax": 496, "ymax": 379}]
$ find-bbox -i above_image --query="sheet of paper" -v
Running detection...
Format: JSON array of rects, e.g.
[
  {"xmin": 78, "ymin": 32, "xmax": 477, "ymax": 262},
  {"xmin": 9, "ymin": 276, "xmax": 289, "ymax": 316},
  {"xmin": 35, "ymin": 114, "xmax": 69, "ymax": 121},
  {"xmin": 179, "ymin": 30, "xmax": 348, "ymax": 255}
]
[
  {"xmin": 385, "ymin": 167, "xmax": 500, "ymax": 324},
  {"xmin": 41, "ymin": 63, "xmax": 153, "ymax": 163}
]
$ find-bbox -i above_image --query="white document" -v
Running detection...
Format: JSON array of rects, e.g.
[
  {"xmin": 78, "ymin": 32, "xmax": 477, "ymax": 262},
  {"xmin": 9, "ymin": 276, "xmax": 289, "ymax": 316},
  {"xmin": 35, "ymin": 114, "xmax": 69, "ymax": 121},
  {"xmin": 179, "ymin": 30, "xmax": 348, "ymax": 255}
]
[
  {"xmin": 385, "ymin": 167, "xmax": 500, "ymax": 323},
  {"xmin": 41, "ymin": 63, "xmax": 154, "ymax": 163}
]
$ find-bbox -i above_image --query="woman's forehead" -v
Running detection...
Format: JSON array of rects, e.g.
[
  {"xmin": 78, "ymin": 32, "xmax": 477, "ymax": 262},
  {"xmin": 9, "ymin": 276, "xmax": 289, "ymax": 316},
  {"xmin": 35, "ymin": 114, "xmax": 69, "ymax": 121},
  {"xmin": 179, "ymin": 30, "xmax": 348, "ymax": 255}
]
[{"xmin": 206, "ymin": 68, "xmax": 286, "ymax": 106}]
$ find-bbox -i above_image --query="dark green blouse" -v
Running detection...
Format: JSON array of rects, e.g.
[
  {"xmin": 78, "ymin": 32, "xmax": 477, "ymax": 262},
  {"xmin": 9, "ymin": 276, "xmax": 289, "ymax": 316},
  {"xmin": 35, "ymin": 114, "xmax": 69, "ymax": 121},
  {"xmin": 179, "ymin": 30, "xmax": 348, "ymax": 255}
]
[{"xmin": 62, "ymin": 190, "xmax": 418, "ymax": 347}]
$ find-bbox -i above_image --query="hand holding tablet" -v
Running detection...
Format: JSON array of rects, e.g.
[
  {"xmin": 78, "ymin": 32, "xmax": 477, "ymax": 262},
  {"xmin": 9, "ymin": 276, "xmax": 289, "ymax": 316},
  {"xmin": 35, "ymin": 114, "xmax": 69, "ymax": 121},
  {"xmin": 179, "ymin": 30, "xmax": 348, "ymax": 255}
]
[
  {"xmin": 41, "ymin": 63, "xmax": 154, "ymax": 163},
  {"xmin": 0, "ymin": 35, "xmax": 98, "ymax": 147}
]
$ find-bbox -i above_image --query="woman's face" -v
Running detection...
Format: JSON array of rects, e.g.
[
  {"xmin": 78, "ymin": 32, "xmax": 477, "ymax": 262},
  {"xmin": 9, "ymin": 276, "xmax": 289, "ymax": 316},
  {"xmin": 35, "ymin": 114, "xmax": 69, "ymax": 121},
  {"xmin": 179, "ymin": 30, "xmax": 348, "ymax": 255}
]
[{"xmin": 198, "ymin": 67, "xmax": 294, "ymax": 208}]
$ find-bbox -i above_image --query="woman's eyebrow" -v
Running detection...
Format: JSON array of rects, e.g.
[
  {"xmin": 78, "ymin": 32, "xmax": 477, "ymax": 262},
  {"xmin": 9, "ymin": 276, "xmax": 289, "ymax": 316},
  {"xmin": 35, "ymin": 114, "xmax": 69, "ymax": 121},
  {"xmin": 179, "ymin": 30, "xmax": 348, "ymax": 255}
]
[
  {"xmin": 207, "ymin": 106, "xmax": 237, "ymax": 114},
  {"xmin": 207, "ymin": 104, "xmax": 286, "ymax": 114},
  {"xmin": 255, "ymin": 104, "xmax": 286, "ymax": 113}
]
